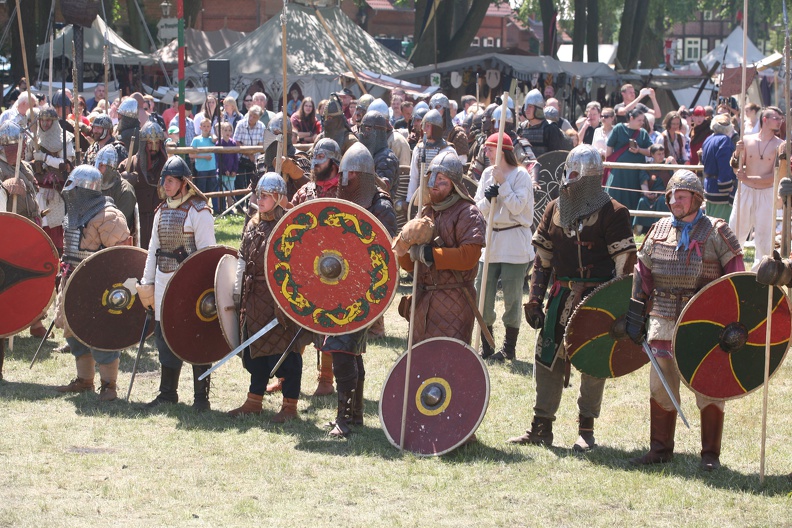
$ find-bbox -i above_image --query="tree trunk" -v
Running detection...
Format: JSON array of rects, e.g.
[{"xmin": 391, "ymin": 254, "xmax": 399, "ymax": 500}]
[
  {"xmin": 586, "ymin": 0, "xmax": 599, "ymax": 63},
  {"xmin": 615, "ymin": 0, "xmax": 651, "ymax": 71},
  {"xmin": 539, "ymin": 0, "xmax": 556, "ymax": 57},
  {"xmin": 411, "ymin": 0, "xmax": 490, "ymax": 67},
  {"xmin": 572, "ymin": 0, "xmax": 586, "ymax": 62},
  {"xmin": 8, "ymin": 0, "xmax": 38, "ymax": 87},
  {"xmin": 126, "ymin": 0, "xmax": 145, "ymax": 51}
]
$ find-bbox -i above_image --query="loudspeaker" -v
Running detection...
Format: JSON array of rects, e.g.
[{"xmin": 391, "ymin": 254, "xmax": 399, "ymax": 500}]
[{"xmin": 207, "ymin": 60, "xmax": 230, "ymax": 93}]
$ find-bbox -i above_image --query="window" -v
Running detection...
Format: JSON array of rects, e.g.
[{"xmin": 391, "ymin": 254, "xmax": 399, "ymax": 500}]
[
  {"xmin": 496, "ymin": 38, "xmax": 501, "ymax": 48},
  {"xmin": 472, "ymin": 37, "xmax": 480, "ymax": 47},
  {"xmin": 484, "ymin": 37, "xmax": 494, "ymax": 47},
  {"xmin": 685, "ymin": 38, "xmax": 701, "ymax": 61},
  {"xmin": 703, "ymin": 10, "xmax": 713, "ymax": 20},
  {"xmin": 701, "ymin": 39, "xmax": 709, "ymax": 55},
  {"xmin": 676, "ymin": 39, "xmax": 684, "ymax": 62}
]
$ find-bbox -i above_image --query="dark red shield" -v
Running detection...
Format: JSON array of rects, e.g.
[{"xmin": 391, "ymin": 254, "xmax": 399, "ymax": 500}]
[
  {"xmin": 379, "ymin": 338, "xmax": 490, "ymax": 456},
  {"xmin": 160, "ymin": 245, "xmax": 236, "ymax": 364},
  {"xmin": 63, "ymin": 246, "xmax": 153, "ymax": 350},
  {"xmin": 673, "ymin": 272, "xmax": 792, "ymax": 400},
  {"xmin": 214, "ymin": 253, "xmax": 241, "ymax": 349},
  {"xmin": 533, "ymin": 150, "xmax": 568, "ymax": 229},
  {"xmin": 0, "ymin": 212, "xmax": 59, "ymax": 338},
  {"xmin": 265, "ymin": 199, "xmax": 397, "ymax": 335},
  {"xmin": 564, "ymin": 275, "xmax": 649, "ymax": 378}
]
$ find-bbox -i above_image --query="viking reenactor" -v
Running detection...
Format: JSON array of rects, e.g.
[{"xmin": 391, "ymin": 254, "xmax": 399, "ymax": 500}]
[
  {"xmin": 228, "ymin": 173, "xmax": 312, "ymax": 420},
  {"xmin": 359, "ymin": 110, "xmax": 400, "ymax": 193},
  {"xmin": 94, "ymin": 144, "xmax": 137, "ymax": 230},
  {"xmin": 51, "ymin": 90, "xmax": 89, "ymax": 152},
  {"xmin": 324, "ymin": 142, "xmax": 397, "ymax": 437},
  {"xmin": 290, "ymin": 138, "xmax": 343, "ymax": 397},
  {"xmin": 313, "ymin": 95, "xmax": 357, "ymax": 156},
  {"xmin": 53, "ymin": 166, "xmax": 130, "ymax": 400},
  {"xmin": 510, "ymin": 145, "xmax": 636, "ymax": 451},
  {"xmin": 473, "ymin": 133, "xmax": 534, "ymax": 361},
  {"xmin": 517, "ymin": 89, "xmax": 565, "ymax": 158},
  {"xmin": 395, "ymin": 150, "xmax": 486, "ymax": 344},
  {"xmin": 115, "ymin": 98, "xmax": 141, "ymax": 155},
  {"xmin": 466, "ymin": 103, "xmax": 497, "ymax": 181},
  {"xmin": 84, "ymin": 114, "xmax": 128, "ymax": 168},
  {"xmin": 406, "ymin": 109, "xmax": 456, "ymax": 203},
  {"xmin": 27, "ymin": 106, "xmax": 75, "ymax": 254},
  {"xmin": 626, "ymin": 170, "xmax": 743, "ymax": 470},
  {"xmin": 0, "ymin": 121, "xmax": 40, "ymax": 222},
  {"xmin": 468, "ymin": 107, "xmax": 535, "ymax": 182},
  {"xmin": 406, "ymin": 104, "xmax": 429, "ymax": 151},
  {"xmin": 256, "ymin": 112, "xmax": 310, "ymax": 202},
  {"xmin": 136, "ymin": 156, "xmax": 216, "ymax": 410},
  {"xmin": 122, "ymin": 121, "xmax": 167, "ymax": 250},
  {"xmin": 429, "ymin": 92, "xmax": 469, "ymax": 162}
]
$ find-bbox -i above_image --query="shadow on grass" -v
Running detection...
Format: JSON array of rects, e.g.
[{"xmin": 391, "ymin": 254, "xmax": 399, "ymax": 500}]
[
  {"xmin": 484, "ymin": 357, "xmax": 534, "ymax": 377},
  {"xmin": 0, "ymin": 380, "xmax": 67, "ymax": 401}
]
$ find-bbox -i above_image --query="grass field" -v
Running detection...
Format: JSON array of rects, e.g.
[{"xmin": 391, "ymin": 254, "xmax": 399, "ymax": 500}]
[{"xmin": 1, "ymin": 215, "xmax": 790, "ymax": 527}]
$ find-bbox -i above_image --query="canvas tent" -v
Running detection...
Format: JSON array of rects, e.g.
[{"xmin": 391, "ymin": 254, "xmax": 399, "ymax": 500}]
[
  {"xmin": 156, "ymin": 28, "xmax": 248, "ymax": 65},
  {"xmin": 185, "ymin": 3, "xmax": 409, "ymax": 104},
  {"xmin": 36, "ymin": 16, "xmax": 156, "ymax": 66},
  {"xmin": 700, "ymin": 27, "xmax": 767, "ymax": 70}
]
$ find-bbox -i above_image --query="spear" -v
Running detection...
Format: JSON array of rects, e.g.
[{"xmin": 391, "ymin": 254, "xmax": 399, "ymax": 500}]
[
  {"xmin": 13, "ymin": 0, "xmax": 35, "ymax": 214},
  {"xmin": 72, "ymin": 40, "xmax": 81, "ymax": 165}
]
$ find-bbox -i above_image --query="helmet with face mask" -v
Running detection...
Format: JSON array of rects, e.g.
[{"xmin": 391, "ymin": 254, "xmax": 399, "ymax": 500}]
[
  {"xmin": 0, "ymin": 121, "xmax": 23, "ymax": 146},
  {"xmin": 140, "ymin": 121, "xmax": 166, "ymax": 144},
  {"xmin": 255, "ymin": 171, "xmax": 287, "ymax": 198},
  {"xmin": 337, "ymin": 142, "xmax": 378, "ymax": 207},
  {"xmin": 63, "ymin": 165, "xmax": 102, "ymax": 193},
  {"xmin": 92, "ymin": 115, "xmax": 114, "ymax": 141},
  {"xmin": 563, "ymin": 143, "xmax": 602, "ymax": 187},
  {"xmin": 62, "ymin": 166, "xmax": 108, "ymax": 237},
  {"xmin": 118, "ymin": 98, "xmax": 138, "ymax": 119},
  {"xmin": 491, "ymin": 106, "xmax": 514, "ymax": 130},
  {"xmin": 94, "ymin": 144, "xmax": 118, "ymax": 170},
  {"xmin": 429, "ymin": 93, "xmax": 450, "ymax": 110},
  {"xmin": 425, "ymin": 150, "xmax": 473, "ymax": 203},
  {"xmin": 38, "ymin": 108, "xmax": 59, "ymax": 123},
  {"xmin": 268, "ymin": 112, "xmax": 292, "ymax": 136},
  {"xmin": 423, "ymin": 108, "xmax": 444, "ymax": 141},
  {"xmin": 523, "ymin": 89, "xmax": 545, "ymax": 119},
  {"xmin": 312, "ymin": 138, "xmax": 342, "ymax": 168},
  {"xmin": 359, "ymin": 111, "xmax": 389, "ymax": 155},
  {"xmin": 558, "ymin": 144, "xmax": 610, "ymax": 229}
]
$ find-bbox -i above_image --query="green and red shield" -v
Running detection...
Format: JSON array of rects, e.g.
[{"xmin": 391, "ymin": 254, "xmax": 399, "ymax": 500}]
[
  {"xmin": 265, "ymin": 198, "xmax": 397, "ymax": 335},
  {"xmin": 564, "ymin": 275, "xmax": 649, "ymax": 378},
  {"xmin": 673, "ymin": 272, "xmax": 792, "ymax": 400},
  {"xmin": 0, "ymin": 212, "xmax": 59, "ymax": 338},
  {"xmin": 379, "ymin": 338, "xmax": 489, "ymax": 456}
]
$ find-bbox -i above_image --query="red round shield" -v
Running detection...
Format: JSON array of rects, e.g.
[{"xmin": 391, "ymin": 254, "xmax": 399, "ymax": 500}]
[
  {"xmin": 673, "ymin": 272, "xmax": 792, "ymax": 400},
  {"xmin": 0, "ymin": 212, "xmax": 59, "ymax": 338},
  {"xmin": 214, "ymin": 253, "xmax": 241, "ymax": 350},
  {"xmin": 379, "ymin": 338, "xmax": 490, "ymax": 456},
  {"xmin": 160, "ymin": 245, "xmax": 236, "ymax": 365},
  {"xmin": 265, "ymin": 199, "xmax": 397, "ymax": 335},
  {"xmin": 63, "ymin": 246, "xmax": 153, "ymax": 351}
]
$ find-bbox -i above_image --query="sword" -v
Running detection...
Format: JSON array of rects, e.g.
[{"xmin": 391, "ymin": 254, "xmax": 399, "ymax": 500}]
[
  {"xmin": 198, "ymin": 317, "xmax": 279, "ymax": 380},
  {"xmin": 29, "ymin": 319, "xmax": 57, "ymax": 369},
  {"xmin": 641, "ymin": 339, "xmax": 690, "ymax": 429},
  {"xmin": 126, "ymin": 308, "xmax": 154, "ymax": 401},
  {"xmin": 269, "ymin": 328, "xmax": 306, "ymax": 378}
]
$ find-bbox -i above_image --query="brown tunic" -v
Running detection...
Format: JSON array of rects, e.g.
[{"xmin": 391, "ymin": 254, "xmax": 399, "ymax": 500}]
[{"xmin": 0, "ymin": 159, "xmax": 40, "ymax": 221}]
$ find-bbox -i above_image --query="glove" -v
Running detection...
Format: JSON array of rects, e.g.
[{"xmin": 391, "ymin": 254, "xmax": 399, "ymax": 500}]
[
  {"xmin": 408, "ymin": 244, "xmax": 433, "ymax": 267},
  {"xmin": 779, "ymin": 178, "xmax": 792, "ymax": 198},
  {"xmin": 33, "ymin": 151, "xmax": 47, "ymax": 162},
  {"xmin": 392, "ymin": 235, "xmax": 411, "ymax": 258},
  {"xmin": 625, "ymin": 298, "xmax": 647, "ymax": 345},
  {"xmin": 135, "ymin": 282, "xmax": 155, "ymax": 310},
  {"xmin": 756, "ymin": 250, "xmax": 792, "ymax": 287},
  {"xmin": 1, "ymin": 177, "xmax": 26, "ymax": 196},
  {"xmin": 484, "ymin": 184, "xmax": 499, "ymax": 200},
  {"xmin": 281, "ymin": 157, "xmax": 305, "ymax": 181},
  {"xmin": 523, "ymin": 301, "xmax": 545, "ymax": 330},
  {"xmin": 400, "ymin": 216, "xmax": 435, "ymax": 246}
]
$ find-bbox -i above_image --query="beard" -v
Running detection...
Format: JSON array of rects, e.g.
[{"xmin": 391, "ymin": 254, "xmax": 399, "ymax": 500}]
[{"xmin": 312, "ymin": 162, "xmax": 334, "ymax": 182}]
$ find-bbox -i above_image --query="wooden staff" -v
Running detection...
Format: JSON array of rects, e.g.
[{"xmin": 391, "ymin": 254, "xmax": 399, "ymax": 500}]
[
  {"xmin": 13, "ymin": 0, "xmax": 35, "ymax": 213},
  {"xmin": 473, "ymin": 82, "xmax": 515, "ymax": 352},
  {"xmin": 71, "ymin": 40, "xmax": 81, "ymax": 165},
  {"xmin": 735, "ymin": 0, "xmax": 749, "ymax": 240},
  {"xmin": 276, "ymin": 0, "xmax": 288, "ymax": 176}
]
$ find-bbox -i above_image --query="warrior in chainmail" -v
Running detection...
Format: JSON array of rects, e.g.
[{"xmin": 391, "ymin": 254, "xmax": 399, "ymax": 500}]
[
  {"xmin": 94, "ymin": 144, "xmax": 137, "ymax": 230},
  {"xmin": 53, "ymin": 166, "xmax": 130, "ymax": 401},
  {"xmin": 115, "ymin": 98, "xmax": 141, "ymax": 155},
  {"xmin": 0, "ymin": 121, "xmax": 40, "ymax": 222},
  {"xmin": 406, "ymin": 108, "xmax": 456, "ymax": 205},
  {"xmin": 136, "ymin": 156, "xmax": 216, "ymax": 410},
  {"xmin": 358, "ymin": 110, "xmax": 399, "ymax": 193},
  {"xmin": 468, "ymin": 106, "xmax": 535, "ymax": 182},
  {"xmin": 255, "ymin": 112, "xmax": 309, "ymax": 201},
  {"xmin": 313, "ymin": 95, "xmax": 357, "ymax": 156},
  {"xmin": 429, "ymin": 92, "xmax": 469, "ymax": 162},
  {"xmin": 84, "ymin": 114, "xmax": 128, "ymax": 168},
  {"xmin": 626, "ymin": 170, "xmax": 743, "ymax": 471},
  {"xmin": 512, "ymin": 144, "xmax": 636, "ymax": 452},
  {"xmin": 324, "ymin": 143, "xmax": 396, "ymax": 438},
  {"xmin": 517, "ymin": 89, "xmax": 565, "ymax": 158}
]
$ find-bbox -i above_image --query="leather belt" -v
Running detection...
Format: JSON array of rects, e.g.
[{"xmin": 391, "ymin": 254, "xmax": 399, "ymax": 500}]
[{"xmin": 492, "ymin": 224, "xmax": 521, "ymax": 232}]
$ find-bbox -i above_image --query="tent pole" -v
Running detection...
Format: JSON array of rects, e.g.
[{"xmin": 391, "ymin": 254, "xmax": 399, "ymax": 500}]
[
  {"xmin": 130, "ymin": 0, "xmax": 173, "ymax": 88},
  {"xmin": 178, "ymin": 0, "xmax": 186, "ymax": 147},
  {"xmin": 312, "ymin": 6, "xmax": 367, "ymax": 95}
]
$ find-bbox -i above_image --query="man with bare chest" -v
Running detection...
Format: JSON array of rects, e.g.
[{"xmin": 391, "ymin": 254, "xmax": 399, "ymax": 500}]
[{"xmin": 729, "ymin": 106, "xmax": 784, "ymax": 268}]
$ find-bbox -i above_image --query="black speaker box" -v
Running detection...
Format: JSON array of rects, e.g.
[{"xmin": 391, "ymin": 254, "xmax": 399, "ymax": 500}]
[{"xmin": 207, "ymin": 60, "xmax": 230, "ymax": 93}]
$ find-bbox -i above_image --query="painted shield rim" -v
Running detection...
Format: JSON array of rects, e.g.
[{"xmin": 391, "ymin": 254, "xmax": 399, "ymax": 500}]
[
  {"xmin": 264, "ymin": 198, "xmax": 398, "ymax": 336},
  {"xmin": 0, "ymin": 212, "xmax": 59, "ymax": 338},
  {"xmin": 378, "ymin": 337, "xmax": 490, "ymax": 456},
  {"xmin": 62, "ymin": 245, "xmax": 152, "ymax": 351},
  {"xmin": 533, "ymin": 150, "xmax": 568, "ymax": 229},
  {"xmin": 672, "ymin": 271, "xmax": 792, "ymax": 401},
  {"xmin": 214, "ymin": 253, "xmax": 241, "ymax": 350},
  {"xmin": 160, "ymin": 245, "xmax": 236, "ymax": 364},
  {"xmin": 564, "ymin": 274, "xmax": 649, "ymax": 379}
]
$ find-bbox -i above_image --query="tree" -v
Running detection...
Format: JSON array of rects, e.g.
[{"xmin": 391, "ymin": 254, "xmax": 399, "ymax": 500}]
[
  {"xmin": 614, "ymin": 0, "xmax": 650, "ymax": 70},
  {"xmin": 410, "ymin": 0, "xmax": 492, "ymax": 67}
]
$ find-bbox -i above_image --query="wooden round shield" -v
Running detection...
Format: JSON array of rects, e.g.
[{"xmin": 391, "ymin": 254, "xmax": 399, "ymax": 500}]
[
  {"xmin": 0, "ymin": 212, "xmax": 59, "ymax": 338},
  {"xmin": 63, "ymin": 246, "xmax": 153, "ymax": 351},
  {"xmin": 379, "ymin": 338, "xmax": 490, "ymax": 456},
  {"xmin": 564, "ymin": 275, "xmax": 649, "ymax": 379},
  {"xmin": 265, "ymin": 199, "xmax": 397, "ymax": 335},
  {"xmin": 160, "ymin": 245, "xmax": 236, "ymax": 365},
  {"xmin": 214, "ymin": 253, "xmax": 241, "ymax": 350},
  {"xmin": 673, "ymin": 272, "xmax": 792, "ymax": 401},
  {"xmin": 532, "ymin": 150, "xmax": 568, "ymax": 229}
]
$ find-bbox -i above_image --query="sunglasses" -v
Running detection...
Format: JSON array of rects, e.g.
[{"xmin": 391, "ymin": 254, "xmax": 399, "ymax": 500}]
[
  {"xmin": 244, "ymin": 99, "xmax": 252, "ymax": 102},
  {"xmin": 602, "ymin": 114, "xmax": 614, "ymax": 118}
]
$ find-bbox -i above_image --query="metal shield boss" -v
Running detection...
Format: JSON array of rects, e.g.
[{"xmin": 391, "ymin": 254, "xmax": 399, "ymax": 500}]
[
  {"xmin": 265, "ymin": 199, "xmax": 398, "ymax": 335},
  {"xmin": 160, "ymin": 245, "xmax": 236, "ymax": 364},
  {"xmin": 0, "ymin": 212, "xmax": 59, "ymax": 338},
  {"xmin": 379, "ymin": 338, "xmax": 490, "ymax": 456},
  {"xmin": 564, "ymin": 275, "xmax": 649, "ymax": 378},
  {"xmin": 673, "ymin": 272, "xmax": 792, "ymax": 400},
  {"xmin": 214, "ymin": 253, "xmax": 241, "ymax": 349},
  {"xmin": 63, "ymin": 246, "xmax": 153, "ymax": 350},
  {"xmin": 532, "ymin": 150, "xmax": 568, "ymax": 230}
]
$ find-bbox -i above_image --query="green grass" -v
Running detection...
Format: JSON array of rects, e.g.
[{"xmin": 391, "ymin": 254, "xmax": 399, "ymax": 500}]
[{"xmin": 0, "ymin": 216, "xmax": 789, "ymax": 527}]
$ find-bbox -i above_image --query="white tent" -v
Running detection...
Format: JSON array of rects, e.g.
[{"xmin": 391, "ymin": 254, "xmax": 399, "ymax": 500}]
[
  {"xmin": 156, "ymin": 28, "xmax": 248, "ymax": 65},
  {"xmin": 700, "ymin": 27, "xmax": 767, "ymax": 70}
]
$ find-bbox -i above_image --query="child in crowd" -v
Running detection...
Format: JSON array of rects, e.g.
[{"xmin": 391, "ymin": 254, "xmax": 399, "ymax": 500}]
[
  {"xmin": 216, "ymin": 122, "xmax": 240, "ymax": 213},
  {"xmin": 190, "ymin": 118, "xmax": 219, "ymax": 212}
]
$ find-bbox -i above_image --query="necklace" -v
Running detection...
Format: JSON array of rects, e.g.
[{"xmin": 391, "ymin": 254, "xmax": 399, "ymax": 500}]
[{"xmin": 759, "ymin": 137, "xmax": 774, "ymax": 160}]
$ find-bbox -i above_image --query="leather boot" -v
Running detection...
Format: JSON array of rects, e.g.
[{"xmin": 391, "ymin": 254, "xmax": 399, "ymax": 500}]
[
  {"xmin": 507, "ymin": 416, "xmax": 553, "ymax": 446},
  {"xmin": 480, "ymin": 326, "xmax": 495, "ymax": 359},
  {"xmin": 29, "ymin": 319, "xmax": 47, "ymax": 338},
  {"xmin": 491, "ymin": 326, "xmax": 519, "ymax": 362},
  {"xmin": 228, "ymin": 392, "xmax": 264, "ymax": 417},
  {"xmin": 266, "ymin": 377, "xmax": 284, "ymax": 393},
  {"xmin": 700, "ymin": 404, "xmax": 724, "ymax": 471},
  {"xmin": 352, "ymin": 378, "xmax": 365, "ymax": 425},
  {"xmin": 98, "ymin": 359, "xmax": 120, "ymax": 402},
  {"xmin": 57, "ymin": 355, "xmax": 96, "ymax": 393},
  {"xmin": 271, "ymin": 397, "xmax": 299, "ymax": 423},
  {"xmin": 367, "ymin": 316, "xmax": 385, "ymax": 339},
  {"xmin": 573, "ymin": 415, "xmax": 596, "ymax": 452},
  {"xmin": 329, "ymin": 389, "xmax": 355, "ymax": 438},
  {"xmin": 146, "ymin": 365, "xmax": 181, "ymax": 408},
  {"xmin": 192, "ymin": 364, "xmax": 211, "ymax": 411},
  {"xmin": 312, "ymin": 351, "xmax": 334, "ymax": 396},
  {"xmin": 630, "ymin": 399, "xmax": 676, "ymax": 465}
]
